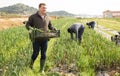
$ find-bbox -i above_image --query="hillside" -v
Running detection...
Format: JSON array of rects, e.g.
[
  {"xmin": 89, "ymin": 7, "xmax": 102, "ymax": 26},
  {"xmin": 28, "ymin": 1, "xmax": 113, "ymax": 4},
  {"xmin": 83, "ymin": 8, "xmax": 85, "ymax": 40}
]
[
  {"xmin": 0, "ymin": 3, "xmax": 37, "ymax": 15},
  {"xmin": 0, "ymin": 3, "xmax": 75, "ymax": 17},
  {"xmin": 47, "ymin": 11, "xmax": 75, "ymax": 17}
]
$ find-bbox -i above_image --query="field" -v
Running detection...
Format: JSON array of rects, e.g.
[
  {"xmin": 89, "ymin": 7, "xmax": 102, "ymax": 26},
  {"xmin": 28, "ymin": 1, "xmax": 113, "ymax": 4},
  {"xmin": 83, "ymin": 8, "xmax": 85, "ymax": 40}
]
[{"xmin": 0, "ymin": 18, "xmax": 120, "ymax": 76}]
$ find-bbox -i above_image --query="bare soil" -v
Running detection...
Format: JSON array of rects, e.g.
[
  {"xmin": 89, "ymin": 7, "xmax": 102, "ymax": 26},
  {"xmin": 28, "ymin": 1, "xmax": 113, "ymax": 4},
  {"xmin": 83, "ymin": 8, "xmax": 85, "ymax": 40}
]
[
  {"xmin": 0, "ymin": 18, "xmax": 28, "ymax": 30},
  {"xmin": 0, "ymin": 16, "xmax": 57, "ymax": 31}
]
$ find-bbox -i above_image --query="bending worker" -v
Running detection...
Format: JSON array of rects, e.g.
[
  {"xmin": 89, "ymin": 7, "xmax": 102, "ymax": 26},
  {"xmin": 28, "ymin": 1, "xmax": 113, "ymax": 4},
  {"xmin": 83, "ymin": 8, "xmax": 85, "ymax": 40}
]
[
  {"xmin": 67, "ymin": 23, "xmax": 85, "ymax": 44},
  {"xmin": 86, "ymin": 21, "xmax": 96, "ymax": 29}
]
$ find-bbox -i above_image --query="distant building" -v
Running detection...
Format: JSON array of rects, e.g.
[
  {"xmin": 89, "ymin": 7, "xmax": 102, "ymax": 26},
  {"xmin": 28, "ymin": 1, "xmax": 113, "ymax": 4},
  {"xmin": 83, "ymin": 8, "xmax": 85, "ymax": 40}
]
[
  {"xmin": 49, "ymin": 16, "xmax": 58, "ymax": 20},
  {"xmin": 103, "ymin": 10, "xmax": 120, "ymax": 18}
]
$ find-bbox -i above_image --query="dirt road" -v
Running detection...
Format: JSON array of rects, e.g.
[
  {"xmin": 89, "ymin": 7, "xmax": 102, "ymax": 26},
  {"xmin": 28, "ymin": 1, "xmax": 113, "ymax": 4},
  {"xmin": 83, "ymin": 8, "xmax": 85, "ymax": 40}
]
[{"xmin": 95, "ymin": 25, "xmax": 119, "ymax": 40}]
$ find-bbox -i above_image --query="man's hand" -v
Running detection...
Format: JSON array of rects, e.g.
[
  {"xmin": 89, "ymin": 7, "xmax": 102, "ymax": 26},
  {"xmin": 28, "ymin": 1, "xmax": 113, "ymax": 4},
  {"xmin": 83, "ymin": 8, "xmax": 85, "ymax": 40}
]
[{"xmin": 28, "ymin": 30, "xmax": 32, "ymax": 33}]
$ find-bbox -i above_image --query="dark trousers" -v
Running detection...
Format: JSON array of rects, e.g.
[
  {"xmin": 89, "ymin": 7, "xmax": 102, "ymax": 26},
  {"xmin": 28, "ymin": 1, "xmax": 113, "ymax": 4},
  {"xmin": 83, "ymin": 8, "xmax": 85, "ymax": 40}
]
[
  {"xmin": 70, "ymin": 26, "xmax": 85, "ymax": 41},
  {"xmin": 78, "ymin": 26, "xmax": 85, "ymax": 40},
  {"xmin": 31, "ymin": 40, "xmax": 48, "ymax": 62},
  {"xmin": 91, "ymin": 24, "xmax": 95, "ymax": 29}
]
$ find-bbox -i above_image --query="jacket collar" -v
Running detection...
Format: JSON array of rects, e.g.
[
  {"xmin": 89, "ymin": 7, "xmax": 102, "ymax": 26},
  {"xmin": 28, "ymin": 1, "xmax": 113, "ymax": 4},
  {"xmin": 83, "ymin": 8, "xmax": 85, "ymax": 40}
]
[{"xmin": 36, "ymin": 11, "xmax": 47, "ymax": 18}]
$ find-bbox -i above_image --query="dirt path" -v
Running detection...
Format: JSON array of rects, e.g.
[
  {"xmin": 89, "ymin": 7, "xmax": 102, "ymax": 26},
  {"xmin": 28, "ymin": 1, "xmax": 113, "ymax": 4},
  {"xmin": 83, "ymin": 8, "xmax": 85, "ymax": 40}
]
[{"xmin": 94, "ymin": 25, "xmax": 119, "ymax": 40}]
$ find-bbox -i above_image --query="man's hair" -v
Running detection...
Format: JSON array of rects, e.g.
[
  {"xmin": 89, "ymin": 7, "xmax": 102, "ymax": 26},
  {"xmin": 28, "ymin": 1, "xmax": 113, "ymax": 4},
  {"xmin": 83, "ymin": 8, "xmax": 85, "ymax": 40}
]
[{"xmin": 39, "ymin": 3, "xmax": 46, "ymax": 8}]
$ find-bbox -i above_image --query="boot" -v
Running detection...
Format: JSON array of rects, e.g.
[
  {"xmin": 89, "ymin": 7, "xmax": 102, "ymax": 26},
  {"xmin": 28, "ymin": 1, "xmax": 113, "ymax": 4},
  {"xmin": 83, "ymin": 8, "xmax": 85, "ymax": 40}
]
[
  {"xmin": 40, "ymin": 59, "xmax": 45, "ymax": 73},
  {"xmin": 30, "ymin": 59, "xmax": 34, "ymax": 69}
]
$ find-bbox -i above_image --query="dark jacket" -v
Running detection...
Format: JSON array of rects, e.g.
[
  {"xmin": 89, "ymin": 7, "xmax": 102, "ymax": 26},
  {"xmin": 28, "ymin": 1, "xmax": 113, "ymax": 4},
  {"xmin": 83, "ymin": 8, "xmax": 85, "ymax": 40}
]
[
  {"xmin": 87, "ymin": 21, "xmax": 96, "ymax": 26},
  {"xmin": 26, "ymin": 11, "xmax": 54, "ymax": 32},
  {"xmin": 68, "ymin": 23, "xmax": 85, "ymax": 40},
  {"xmin": 68, "ymin": 23, "xmax": 84, "ymax": 33},
  {"xmin": 26, "ymin": 12, "xmax": 55, "ymax": 41}
]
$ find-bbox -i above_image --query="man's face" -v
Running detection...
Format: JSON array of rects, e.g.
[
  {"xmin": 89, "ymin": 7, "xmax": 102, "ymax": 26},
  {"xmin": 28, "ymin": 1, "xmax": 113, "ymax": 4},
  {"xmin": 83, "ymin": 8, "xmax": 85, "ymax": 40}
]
[{"xmin": 39, "ymin": 5, "xmax": 47, "ymax": 14}]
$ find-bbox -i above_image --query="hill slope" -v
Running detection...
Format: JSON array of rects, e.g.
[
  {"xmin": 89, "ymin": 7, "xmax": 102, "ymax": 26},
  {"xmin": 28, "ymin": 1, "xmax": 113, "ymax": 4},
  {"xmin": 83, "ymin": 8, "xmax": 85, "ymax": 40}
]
[
  {"xmin": 0, "ymin": 3, "xmax": 75, "ymax": 16},
  {"xmin": 47, "ymin": 10, "xmax": 75, "ymax": 17},
  {"xmin": 0, "ymin": 3, "xmax": 37, "ymax": 15}
]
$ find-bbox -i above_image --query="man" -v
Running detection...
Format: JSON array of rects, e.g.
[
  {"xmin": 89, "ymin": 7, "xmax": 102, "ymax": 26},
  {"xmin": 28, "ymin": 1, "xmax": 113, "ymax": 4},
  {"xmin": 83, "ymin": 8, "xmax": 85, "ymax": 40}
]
[
  {"xmin": 86, "ymin": 21, "xmax": 96, "ymax": 29},
  {"xmin": 26, "ymin": 3, "xmax": 56, "ymax": 73},
  {"xmin": 67, "ymin": 23, "xmax": 85, "ymax": 44}
]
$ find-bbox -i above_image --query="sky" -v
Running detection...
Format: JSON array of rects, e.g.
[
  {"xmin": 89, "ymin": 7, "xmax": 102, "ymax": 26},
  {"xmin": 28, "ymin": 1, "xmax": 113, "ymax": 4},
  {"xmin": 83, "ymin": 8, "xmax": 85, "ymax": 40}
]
[{"xmin": 0, "ymin": 0, "xmax": 120, "ymax": 15}]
